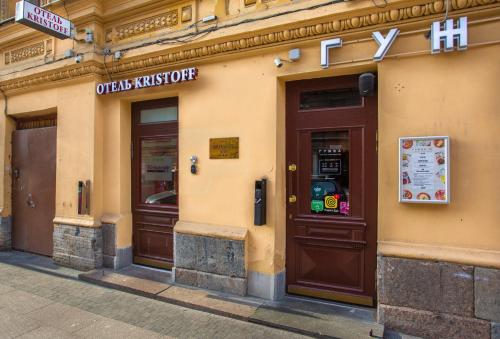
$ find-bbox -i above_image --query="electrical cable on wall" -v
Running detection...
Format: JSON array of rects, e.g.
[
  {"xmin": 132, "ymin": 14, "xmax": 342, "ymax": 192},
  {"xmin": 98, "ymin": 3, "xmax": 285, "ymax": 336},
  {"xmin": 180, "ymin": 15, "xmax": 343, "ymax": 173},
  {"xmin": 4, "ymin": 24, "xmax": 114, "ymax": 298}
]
[
  {"xmin": 103, "ymin": 53, "xmax": 112, "ymax": 82},
  {"xmin": 0, "ymin": 88, "xmax": 7, "ymax": 116},
  {"xmin": 441, "ymin": 0, "xmax": 450, "ymax": 22},
  {"xmin": 61, "ymin": 0, "xmax": 75, "ymax": 51},
  {"xmin": 0, "ymin": 0, "xmax": 343, "ymax": 77},
  {"xmin": 0, "ymin": 0, "xmax": 465, "ymax": 79}
]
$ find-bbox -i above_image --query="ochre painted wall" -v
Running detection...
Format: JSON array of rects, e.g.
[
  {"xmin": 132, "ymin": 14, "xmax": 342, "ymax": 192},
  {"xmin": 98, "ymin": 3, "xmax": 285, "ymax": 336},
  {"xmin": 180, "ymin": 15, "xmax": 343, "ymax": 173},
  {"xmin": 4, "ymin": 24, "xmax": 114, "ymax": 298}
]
[
  {"xmin": 99, "ymin": 54, "xmax": 283, "ymax": 273},
  {"xmin": 377, "ymin": 44, "xmax": 500, "ymax": 266},
  {"xmin": 0, "ymin": 0, "xmax": 498, "ymax": 275},
  {"xmin": 2, "ymin": 81, "xmax": 103, "ymax": 227}
]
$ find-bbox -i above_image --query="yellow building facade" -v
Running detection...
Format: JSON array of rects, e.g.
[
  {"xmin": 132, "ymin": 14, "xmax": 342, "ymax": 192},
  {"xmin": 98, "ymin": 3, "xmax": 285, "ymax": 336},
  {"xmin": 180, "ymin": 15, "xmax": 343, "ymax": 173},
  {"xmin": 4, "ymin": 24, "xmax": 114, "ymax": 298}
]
[{"xmin": 0, "ymin": 0, "xmax": 499, "ymax": 336}]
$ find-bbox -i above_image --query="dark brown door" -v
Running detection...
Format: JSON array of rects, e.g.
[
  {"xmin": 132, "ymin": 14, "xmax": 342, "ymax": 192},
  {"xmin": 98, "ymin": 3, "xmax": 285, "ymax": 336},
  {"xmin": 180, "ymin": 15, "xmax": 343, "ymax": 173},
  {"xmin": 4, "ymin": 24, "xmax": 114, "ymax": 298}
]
[
  {"xmin": 286, "ymin": 75, "xmax": 377, "ymax": 306},
  {"xmin": 12, "ymin": 126, "xmax": 56, "ymax": 256},
  {"xmin": 132, "ymin": 98, "xmax": 179, "ymax": 269}
]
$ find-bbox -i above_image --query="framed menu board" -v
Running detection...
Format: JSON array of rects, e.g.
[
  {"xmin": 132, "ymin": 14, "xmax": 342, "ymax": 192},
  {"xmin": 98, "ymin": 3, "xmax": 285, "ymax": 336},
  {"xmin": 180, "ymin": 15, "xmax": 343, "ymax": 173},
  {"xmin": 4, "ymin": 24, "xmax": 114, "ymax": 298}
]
[{"xmin": 399, "ymin": 136, "xmax": 450, "ymax": 204}]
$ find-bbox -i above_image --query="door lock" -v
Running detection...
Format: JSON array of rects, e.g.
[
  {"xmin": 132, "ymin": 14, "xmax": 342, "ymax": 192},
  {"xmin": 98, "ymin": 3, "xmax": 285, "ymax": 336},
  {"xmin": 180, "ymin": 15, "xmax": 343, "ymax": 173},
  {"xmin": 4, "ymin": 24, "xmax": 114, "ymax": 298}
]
[
  {"xmin": 288, "ymin": 195, "xmax": 297, "ymax": 203},
  {"xmin": 26, "ymin": 193, "xmax": 35, "ymax": 208}
]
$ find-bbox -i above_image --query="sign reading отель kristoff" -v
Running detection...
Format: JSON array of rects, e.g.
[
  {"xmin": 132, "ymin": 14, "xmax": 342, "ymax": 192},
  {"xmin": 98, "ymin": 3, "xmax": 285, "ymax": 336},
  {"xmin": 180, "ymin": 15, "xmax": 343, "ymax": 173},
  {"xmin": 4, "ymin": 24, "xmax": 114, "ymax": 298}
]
[
  {"xmin": 15, "ymin": 0, "xmax": 73, "ymax": 40},
  {"xmin": 96, "ymin": 67, "xmax": 198, "ymax": 95}
]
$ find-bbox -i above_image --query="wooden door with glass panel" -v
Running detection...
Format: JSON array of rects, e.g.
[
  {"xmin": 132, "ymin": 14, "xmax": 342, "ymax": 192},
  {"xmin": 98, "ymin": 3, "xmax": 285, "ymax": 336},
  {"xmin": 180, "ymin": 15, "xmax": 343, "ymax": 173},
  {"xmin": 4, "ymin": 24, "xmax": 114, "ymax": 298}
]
[
  {"xmin": 286, "ymin": 75, "xmax": 377, "ymax": 306},
  {"xmin": 132, "ymin": 98, "xmax": 178, "ymax": 269}
]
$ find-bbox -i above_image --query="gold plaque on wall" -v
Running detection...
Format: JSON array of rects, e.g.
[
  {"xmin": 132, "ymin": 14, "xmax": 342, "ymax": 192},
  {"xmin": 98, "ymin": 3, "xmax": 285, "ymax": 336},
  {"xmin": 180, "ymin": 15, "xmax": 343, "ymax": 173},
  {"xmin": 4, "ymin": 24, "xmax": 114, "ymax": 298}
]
[{"xmin": 209, "ymin": 137, "xmax": 239, "ymax": 159}]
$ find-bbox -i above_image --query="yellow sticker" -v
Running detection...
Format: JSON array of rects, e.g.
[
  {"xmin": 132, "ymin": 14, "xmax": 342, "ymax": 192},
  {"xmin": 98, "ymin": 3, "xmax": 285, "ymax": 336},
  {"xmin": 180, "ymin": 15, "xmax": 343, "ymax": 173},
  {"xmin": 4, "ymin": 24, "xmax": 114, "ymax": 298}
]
[{"xmin": 324, "ymin": 196, "xmax": 338, "ymax": 209}]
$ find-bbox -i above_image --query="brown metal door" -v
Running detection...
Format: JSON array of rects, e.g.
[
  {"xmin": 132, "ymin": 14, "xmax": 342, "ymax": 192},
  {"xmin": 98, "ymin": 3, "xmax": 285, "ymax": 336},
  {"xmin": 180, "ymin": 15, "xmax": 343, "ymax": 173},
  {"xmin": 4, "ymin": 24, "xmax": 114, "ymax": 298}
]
[
  {"xmin": 286, "ymin": 75, "xmax": 377, "ymax": 306},
  {"xmin": 132, "ymin": 98, "xmax": 179, "ymax": 269},
  {"xmin": 12, "ymin": 126, "xmax": 56, "ymax": 256}
]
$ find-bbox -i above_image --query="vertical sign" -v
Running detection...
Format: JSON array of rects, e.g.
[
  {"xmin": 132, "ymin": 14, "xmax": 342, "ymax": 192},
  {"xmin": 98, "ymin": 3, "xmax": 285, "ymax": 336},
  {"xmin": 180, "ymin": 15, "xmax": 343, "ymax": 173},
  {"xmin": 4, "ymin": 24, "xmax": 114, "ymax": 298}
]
[{"xmin": 399, "ymin": 136, "xmax": 450, "ymax": 204}]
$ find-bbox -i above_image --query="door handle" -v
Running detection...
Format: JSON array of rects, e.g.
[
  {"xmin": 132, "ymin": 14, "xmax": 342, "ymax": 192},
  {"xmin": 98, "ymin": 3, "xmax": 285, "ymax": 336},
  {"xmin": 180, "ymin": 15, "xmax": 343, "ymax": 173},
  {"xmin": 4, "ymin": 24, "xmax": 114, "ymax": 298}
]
[
  {"xmin": 26, "ymin": 193, "xmax": 36, "ymax": 208},
  {"xmin": 171, "ymin": 166, "xmax": 178, "ymax": 194},
  {"xmin": 288, "ymin": 164, "xmax": 297, "ymax": 204}
]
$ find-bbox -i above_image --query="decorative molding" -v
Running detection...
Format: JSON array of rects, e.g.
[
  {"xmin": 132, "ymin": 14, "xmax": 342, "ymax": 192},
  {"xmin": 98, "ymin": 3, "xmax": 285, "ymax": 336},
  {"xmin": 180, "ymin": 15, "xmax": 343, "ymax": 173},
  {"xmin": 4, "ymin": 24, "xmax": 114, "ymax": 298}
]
[
  {"xmin": 0, "ymin": 0, "xmax": 7, "ymax": 21},
  {"xmin": 4, "ymin": 40, "xmax": 52, "ymax": 65},
  {"xmin": 181, "ymin": 6, "xmax": 192, "ymax": 23},
  {"xmin": 0, "ymin": 63, "xmax": 104, "ymax": 92},
  {"xmin": 378, "ymin": 241, "xmax": 500, "ymax": 269},
  {"xmin": 53, "ymin": 215, "xmax": 102, "ymax": 228},
  {"xmin": 110, "ymin": 0, "xmax": 500, "ymax": 74},
  {"xmin": 114, "ymin": 10, "xmax": 179, "ymax": 41},
  {"xmin": 0, "ymin": 0, "xmax": 499, "ymax": 92}
]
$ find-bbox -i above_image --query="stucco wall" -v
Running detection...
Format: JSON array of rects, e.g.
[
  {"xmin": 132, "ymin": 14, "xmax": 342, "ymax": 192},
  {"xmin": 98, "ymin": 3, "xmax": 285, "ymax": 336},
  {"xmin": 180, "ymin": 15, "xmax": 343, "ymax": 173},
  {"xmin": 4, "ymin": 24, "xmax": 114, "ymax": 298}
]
[
  {"xmin": 1, "ymin": 81, "xmax": 102, "ymax": 227},
  {"xmin": 99, "ymin": 53, "xmax": 282, "ymax": 274},
  {"xmin": 377, "ymin": 44, "xmax": 500, "ymax": 266},
  {"xmin": 0, "ymin": 0, "xmax": 498, "ymax": 276}
]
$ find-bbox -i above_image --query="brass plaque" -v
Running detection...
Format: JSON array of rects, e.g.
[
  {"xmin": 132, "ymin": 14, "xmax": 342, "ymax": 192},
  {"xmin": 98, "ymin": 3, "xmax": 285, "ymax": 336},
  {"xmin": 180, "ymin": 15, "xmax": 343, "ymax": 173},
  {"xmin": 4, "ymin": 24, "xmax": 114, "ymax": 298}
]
[{"xmin": 209, "ymin": 137, "xmax": 239, "ymax": 159}]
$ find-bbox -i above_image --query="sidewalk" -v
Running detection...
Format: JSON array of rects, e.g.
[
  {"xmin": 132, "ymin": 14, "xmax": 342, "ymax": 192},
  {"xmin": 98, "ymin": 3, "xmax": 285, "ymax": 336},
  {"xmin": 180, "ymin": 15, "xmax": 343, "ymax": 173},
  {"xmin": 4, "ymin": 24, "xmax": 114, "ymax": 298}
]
[
  {"xmin": 0, "ymin": 252, "xmax": 308, "ymax": 338},
  {"xmin": 80, "ymin": 266, "xmax": 383, "ymax": 339},
  {"xmin": 0, "ymin": 251, "xmax": 417, "ymax": 339}
]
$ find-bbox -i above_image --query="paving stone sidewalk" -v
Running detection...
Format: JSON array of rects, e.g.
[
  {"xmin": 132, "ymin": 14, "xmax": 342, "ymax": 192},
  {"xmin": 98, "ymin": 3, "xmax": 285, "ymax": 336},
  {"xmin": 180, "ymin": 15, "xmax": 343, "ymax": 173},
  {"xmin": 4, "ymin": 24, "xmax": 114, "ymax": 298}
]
[
  {"xmin": 80, "ymin": 266, "xmax": 385, "ymax": 339},
  {"xmin": 0, "ymin": 256, "xmax": 309, "ymax": 338}
]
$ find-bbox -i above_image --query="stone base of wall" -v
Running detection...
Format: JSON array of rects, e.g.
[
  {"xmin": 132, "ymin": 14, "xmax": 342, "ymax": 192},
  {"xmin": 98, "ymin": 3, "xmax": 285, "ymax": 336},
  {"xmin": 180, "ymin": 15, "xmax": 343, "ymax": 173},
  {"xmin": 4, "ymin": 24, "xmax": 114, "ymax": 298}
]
[
  {"xmin": 103, "ymin": 247, "xmax": 132, "ymax": 269},
  {"xmin": 53, "ymin": 224, "xmax": 103, "ymax": 271},
  {"xmin": 101, "ymin": 223, "xmax": 132, "ymax": 269},
  {"xmin": 173, "ymin": 221, "xmax": 248, "ymax": 296},
  {"xmin": 247, "ymin": 270, "xmax": 285, "ymax": 300},
  {"xmin": 174, "ymin": 267, "xmax": 247, "ymax": 296},
  {"xmin": 0, "ymin": 216, "xmax": 11, "ymax": 250},
  {"xmin": 378, "ymin": 255, "xmax": 500, "ymax": 339}
]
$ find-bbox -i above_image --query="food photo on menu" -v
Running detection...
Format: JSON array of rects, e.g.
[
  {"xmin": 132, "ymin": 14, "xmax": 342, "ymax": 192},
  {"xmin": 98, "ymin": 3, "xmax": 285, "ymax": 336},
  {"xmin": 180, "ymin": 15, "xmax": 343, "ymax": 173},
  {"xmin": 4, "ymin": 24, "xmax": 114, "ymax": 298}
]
[{"xmin": 400, "ymin": 137, "xmax": 448, "ymax": 203}]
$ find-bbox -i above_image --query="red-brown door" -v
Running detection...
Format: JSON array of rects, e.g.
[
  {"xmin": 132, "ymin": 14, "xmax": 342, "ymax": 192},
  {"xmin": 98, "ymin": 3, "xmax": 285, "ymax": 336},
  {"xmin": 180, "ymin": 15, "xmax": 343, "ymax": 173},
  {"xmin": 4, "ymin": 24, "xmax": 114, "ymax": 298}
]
[
  {"xmin": 12, "ymin": 126, "xmax": 56, "ymax": 256},
  {"xmin": 132, "ymin": 98, "xmax": 179, "ymax": 269},
  {"xmin": 286, "ymin": 75, "xmax": 377, "ymax": 306}
]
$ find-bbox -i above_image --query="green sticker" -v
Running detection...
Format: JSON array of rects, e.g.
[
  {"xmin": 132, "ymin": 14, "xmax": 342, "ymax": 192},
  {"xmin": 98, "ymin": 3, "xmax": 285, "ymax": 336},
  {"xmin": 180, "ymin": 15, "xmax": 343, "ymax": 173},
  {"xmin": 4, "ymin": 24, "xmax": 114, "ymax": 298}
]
[{"xmin": 311, "ymin": 200, "xmax": 324, "ymax": 212}]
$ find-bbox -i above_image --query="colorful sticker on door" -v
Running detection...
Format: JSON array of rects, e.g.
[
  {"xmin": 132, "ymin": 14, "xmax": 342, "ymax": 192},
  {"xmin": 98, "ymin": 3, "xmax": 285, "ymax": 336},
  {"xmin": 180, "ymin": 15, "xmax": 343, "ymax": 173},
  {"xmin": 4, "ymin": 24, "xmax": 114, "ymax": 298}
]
[
  {"xmin": 324, "ymin": 195, "xmax": 338, "ymax": 209},
  {"xmin": 311, "ymin": 200, "xmax": 324, "ymax": 212},
  {"xmin": 340, "ymin": 201, "xmax": 349, "ymax": 215}
]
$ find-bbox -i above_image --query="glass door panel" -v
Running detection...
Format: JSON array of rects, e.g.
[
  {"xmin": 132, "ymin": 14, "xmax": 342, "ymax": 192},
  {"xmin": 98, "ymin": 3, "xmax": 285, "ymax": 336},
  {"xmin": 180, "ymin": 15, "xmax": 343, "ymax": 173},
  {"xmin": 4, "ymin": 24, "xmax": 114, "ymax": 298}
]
[
  {"xmin": 141, "ymin": 137, "xmax": 178, "ymax": 206},
  {"xmin": 310, "ymin": 131, "xmax": 350, "ymax": 216}
]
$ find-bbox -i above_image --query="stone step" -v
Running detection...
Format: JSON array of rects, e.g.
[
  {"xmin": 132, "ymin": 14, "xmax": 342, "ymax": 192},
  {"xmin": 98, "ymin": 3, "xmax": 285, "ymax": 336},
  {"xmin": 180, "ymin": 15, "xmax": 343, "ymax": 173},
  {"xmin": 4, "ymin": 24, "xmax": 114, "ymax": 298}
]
[
  {"xmin": 79, "ymin": 268, "xmax": 171, "ymax": 296},
  {"xmin": 79, "ymin": 265, "xmax": 386, "ymax": 339},
  {"xmin": 252, "ymin": 296, "xmax": 385, "ymax": 339},
  {"xmin": 80, "ymin": 267, "xmax": 262, "ymax": 320}
]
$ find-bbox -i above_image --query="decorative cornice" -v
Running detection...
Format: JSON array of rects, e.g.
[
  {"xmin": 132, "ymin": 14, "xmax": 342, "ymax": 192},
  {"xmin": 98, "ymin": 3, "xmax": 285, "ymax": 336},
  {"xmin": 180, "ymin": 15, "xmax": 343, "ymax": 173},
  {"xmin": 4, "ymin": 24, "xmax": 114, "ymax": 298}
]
[
  {"xmin": 4, "ymin": 39, "xmax": 53, "ymax": 65},
  {"xmin": 104, "ymin": 1, "xmax": 193, "ymax": 43},
  {"xmin": 0, "ymin": 62, "xmax": 104, "ymax": 92},
  {"xmin": 115, "ymin": 9, "xmax": 179, "ymax": 41},
  {"xmin": 112, "ymin": 0, "xmax": 499, "ymax": 74},
  {"xmin": 1, "ymin": 0, "xmax": 499, "ymax": 92}
]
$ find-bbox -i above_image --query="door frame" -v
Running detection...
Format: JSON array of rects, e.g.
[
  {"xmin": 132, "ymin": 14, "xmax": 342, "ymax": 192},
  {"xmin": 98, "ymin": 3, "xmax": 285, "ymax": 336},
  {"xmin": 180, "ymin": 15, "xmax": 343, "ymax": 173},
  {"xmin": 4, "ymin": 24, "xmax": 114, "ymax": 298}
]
[
  {"xmin": 284, "ymin": 74, "xmax": 378, "ymax": 306},
  {"xmin": 131, "ymin": 97, "xmax": 179, "ymax": 269},
  {"xmin": 11, "ymin": 115, "xmax": 57, "ymax": 257}
]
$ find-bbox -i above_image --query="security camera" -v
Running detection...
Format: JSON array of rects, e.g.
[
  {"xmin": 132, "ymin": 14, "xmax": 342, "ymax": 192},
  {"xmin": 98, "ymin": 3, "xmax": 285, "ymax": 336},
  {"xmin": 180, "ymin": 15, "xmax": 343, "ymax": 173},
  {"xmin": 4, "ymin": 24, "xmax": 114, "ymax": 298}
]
[
  {"xmin": 114, "ymin": 51, "xmax": 123, "ymax": 60},
  {"xmin": 274, "ymin": 57, "xmax": 283, "ymax": 68},
  {"xmin": 75, "ymin": 54, "xmax": 83, "ymax": 63}
]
